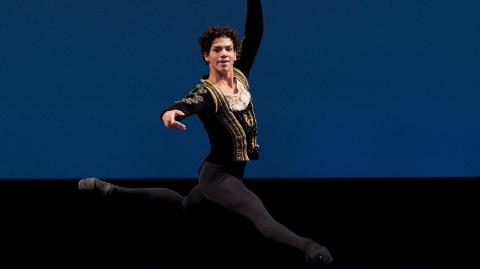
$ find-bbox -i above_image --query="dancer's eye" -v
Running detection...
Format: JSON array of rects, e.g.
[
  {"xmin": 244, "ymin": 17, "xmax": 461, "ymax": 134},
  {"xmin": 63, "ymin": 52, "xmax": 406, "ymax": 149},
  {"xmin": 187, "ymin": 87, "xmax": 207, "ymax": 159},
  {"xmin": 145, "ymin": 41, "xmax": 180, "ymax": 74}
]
[{"xmin": 212, "ymin": 46, "xmax": 233, "ymax": 53}]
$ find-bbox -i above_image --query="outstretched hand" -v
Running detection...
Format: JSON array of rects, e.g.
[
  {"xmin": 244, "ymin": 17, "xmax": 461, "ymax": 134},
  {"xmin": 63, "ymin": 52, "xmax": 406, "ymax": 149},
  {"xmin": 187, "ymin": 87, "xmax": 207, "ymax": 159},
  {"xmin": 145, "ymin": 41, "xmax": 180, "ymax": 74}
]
[{"xmin": 162, "ymin": 109, "xmax": 187, "ymax": 131}]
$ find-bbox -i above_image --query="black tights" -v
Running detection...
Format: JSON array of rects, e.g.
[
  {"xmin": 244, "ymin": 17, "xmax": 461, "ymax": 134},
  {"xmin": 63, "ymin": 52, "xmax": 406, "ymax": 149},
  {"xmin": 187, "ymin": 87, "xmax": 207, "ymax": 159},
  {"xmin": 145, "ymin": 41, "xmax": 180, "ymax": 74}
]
[{"xmin": 108, "ymin": 158, "xmax": 312, "ymax": 253}]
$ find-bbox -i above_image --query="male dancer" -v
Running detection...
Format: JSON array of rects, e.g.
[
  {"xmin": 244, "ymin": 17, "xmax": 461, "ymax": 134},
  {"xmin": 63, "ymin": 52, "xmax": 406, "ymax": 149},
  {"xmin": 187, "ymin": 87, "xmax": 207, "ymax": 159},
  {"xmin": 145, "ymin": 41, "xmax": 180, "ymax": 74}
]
[{"xmin": 79, "ymin": 0, "xmax": 332, "ymax": 264}]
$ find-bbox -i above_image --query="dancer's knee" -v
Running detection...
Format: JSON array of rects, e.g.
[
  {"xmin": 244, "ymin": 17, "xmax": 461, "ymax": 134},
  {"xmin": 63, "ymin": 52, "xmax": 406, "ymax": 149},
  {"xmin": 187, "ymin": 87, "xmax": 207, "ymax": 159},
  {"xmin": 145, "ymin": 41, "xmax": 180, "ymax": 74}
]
[
  {"xmin": 180, "ymin": 198, "xmax": 189, "ymax": 211},
  {"xmin": 200, "ymin": 184, "xmax": 242, "ymax": 210}
]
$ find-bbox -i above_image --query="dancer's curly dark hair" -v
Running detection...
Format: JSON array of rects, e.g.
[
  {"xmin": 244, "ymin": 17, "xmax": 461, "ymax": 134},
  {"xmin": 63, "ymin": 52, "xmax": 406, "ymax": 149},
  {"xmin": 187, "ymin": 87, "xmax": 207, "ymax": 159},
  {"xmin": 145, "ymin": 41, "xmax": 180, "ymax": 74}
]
[{"xmin": 198, "ymin": 25, "xmax": 242, "ymax": 64}]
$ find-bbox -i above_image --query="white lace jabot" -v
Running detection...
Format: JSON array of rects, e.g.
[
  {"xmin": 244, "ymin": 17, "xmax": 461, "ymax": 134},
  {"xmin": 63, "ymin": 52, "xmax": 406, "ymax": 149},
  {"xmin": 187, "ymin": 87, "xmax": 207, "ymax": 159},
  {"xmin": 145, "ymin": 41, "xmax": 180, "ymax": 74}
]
[{"xmin": 223, "ymin": 79, "xmax": 251, "ymax": 111}]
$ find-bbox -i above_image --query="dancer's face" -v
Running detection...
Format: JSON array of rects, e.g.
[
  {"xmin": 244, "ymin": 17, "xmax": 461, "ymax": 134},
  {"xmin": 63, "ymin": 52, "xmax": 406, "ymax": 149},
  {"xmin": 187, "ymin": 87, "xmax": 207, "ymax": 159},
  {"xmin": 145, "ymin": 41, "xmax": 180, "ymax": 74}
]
[{"xmin": 204, "ymin": 37, "xmax": 237, "ymax": 74}]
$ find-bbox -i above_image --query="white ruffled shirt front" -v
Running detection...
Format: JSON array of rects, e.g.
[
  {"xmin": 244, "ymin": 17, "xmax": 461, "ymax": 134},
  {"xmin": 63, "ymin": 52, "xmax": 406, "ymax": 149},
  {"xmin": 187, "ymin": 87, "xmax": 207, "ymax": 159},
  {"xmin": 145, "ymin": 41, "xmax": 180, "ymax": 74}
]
[{"xmin": 223, "ymin": 79, "xmax": 251, "ymax": 112}]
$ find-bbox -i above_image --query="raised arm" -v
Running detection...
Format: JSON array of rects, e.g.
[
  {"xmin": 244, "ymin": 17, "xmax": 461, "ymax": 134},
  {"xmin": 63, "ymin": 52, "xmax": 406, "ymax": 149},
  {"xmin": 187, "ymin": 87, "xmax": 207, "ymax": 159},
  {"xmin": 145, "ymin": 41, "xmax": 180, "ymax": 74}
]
[{"xmin": 234, "ymin": 0, "xmax": 263, "ymax": 78}]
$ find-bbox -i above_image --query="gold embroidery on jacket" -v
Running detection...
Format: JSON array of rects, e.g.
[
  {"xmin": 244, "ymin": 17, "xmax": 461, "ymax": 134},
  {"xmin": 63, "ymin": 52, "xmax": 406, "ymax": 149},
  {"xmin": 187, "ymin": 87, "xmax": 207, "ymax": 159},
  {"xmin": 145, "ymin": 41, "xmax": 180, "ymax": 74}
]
[
  {"xmin": 202, "ymin": 79, "xmax": 249, "ymax": 161},
  {"xmin": 175, "ymin": 87, "xmax": 208, "ymax": 105},
  {"xmin": 243, "ymin": 110, "xmax": 255, "ymax": 127},
  {"xmin": 199, "ymin": 68, "xmax": 259, "ymax": 161},
  {"xmin": 249, "ymin": 103, "xmax": 260, "ymax": 153},
  {"xmin": 234, "ymin": 68, "xmax": 249, "ymax": 89}
]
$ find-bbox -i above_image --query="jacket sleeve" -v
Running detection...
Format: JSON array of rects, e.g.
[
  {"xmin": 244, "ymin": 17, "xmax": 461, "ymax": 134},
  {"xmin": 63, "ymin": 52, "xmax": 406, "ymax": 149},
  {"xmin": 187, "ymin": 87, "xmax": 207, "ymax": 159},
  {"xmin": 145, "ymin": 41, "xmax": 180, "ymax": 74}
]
[
  {"xmin": 160, "ymin": 84, "xmax": 213, "ymax": 121},
  {"xmin": 234, "ymin": 0, "xmax": 264, "ymax": 78}
]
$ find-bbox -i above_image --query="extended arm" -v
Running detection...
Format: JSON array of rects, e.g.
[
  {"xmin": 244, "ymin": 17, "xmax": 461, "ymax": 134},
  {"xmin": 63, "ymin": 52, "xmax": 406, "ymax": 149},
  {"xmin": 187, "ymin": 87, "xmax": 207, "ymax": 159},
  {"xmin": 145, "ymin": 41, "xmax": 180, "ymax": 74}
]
[
  {"xmin": 160, "ymin": 85, "xmax": 213, "ymax": 131},
  {"xmin": 234, "ymin": 0, "xmax": 264, "ymax": 78},
  {"xmin": 162, "ymin": 110, "xmax": 187, "ymax": 131}
]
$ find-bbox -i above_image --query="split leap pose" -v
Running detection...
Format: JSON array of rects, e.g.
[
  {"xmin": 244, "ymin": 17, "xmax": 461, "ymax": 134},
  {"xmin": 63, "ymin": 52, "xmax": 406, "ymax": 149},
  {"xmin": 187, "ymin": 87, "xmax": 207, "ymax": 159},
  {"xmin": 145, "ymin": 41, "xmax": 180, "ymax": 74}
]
[{"xmin": 79, "ymin": 0, "xmax": 333, "ymax": 264}]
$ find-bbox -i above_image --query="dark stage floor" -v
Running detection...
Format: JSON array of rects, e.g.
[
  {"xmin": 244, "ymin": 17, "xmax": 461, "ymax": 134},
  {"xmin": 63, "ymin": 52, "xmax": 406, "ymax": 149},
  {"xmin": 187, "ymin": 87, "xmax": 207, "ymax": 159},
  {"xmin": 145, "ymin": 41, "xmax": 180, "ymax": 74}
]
[
  {"xmin": 1, "ymin": 260, "xmax": 479, "ymax": 269},
  {"xmin": 1, "ymin": 178, "xmax": 479, "ymax": 268}
]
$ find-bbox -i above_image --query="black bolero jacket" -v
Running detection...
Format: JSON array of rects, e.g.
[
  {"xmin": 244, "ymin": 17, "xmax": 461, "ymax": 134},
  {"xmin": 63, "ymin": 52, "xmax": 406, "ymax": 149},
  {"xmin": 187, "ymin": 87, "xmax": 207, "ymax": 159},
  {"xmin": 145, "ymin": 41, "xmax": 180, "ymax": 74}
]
[{"xmin": 161, "ymin": 0, "xmax": 263, "ymax": 163}]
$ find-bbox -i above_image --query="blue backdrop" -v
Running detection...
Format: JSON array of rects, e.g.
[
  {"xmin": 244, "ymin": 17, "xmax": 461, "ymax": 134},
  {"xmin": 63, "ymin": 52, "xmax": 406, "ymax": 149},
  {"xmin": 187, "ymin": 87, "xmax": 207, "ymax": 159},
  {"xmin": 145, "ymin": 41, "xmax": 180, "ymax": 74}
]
[{"xmin": 1, "ymin": 0, "xmax": 479, "ymax": 179}]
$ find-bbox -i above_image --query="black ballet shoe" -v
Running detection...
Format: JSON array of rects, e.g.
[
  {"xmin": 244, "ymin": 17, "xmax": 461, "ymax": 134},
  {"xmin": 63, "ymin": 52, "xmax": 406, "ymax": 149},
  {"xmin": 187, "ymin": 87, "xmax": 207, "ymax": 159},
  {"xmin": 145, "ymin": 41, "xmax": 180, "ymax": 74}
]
[
  {"xmin": 304, "ymin": 240, "xmax": 333, "ymax": 264},
  {"xmin": 78, "ymin": 177, "xmax": 114, "ymax": 197}
]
